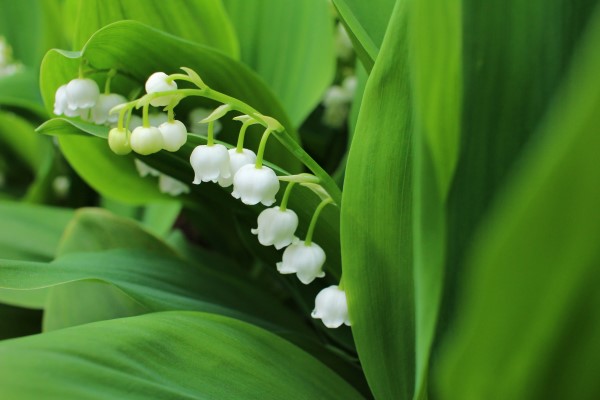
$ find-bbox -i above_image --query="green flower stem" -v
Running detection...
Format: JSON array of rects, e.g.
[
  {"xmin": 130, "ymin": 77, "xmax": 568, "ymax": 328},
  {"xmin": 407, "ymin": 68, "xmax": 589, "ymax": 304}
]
[
  {"xmin": 142, "ymin": 102, "xmax": 150, "ymax": 128},
  {"xmin": 139, "ymin": 87, "xmax": 343, "ymax": 205},
  {"xmin": 305, "ymin": 198, "xmax": 333, "ymax": 246},
  {"xmin": 207, "ymin": 121, "xmax": 215, "ymax": 146},
  {"xmin": 236, "ymin": 120, "xmax": 251, "ymax": 152},
  {"xmin": 255, "ymin": 128, "xmax": 274, "ymax": 168},
  {"xmin": 104, "ymin": 69, "xmax": 117, "ymax": 94},
  {"xmin": 279, "ymin": 182, "xmax": 296, "ymax": 211}
]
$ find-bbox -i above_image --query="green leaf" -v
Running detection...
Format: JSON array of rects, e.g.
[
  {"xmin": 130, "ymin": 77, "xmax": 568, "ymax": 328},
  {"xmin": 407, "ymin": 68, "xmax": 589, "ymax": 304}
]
[
  {"xmin": 332, "ymin": 0, "xmax": 396, "ymax": 71},
  {"xmin": 407, "ymin": 1, "xmax": 461, "ymax": 398},
  {"xmin": 0, "ymin": 201, "xmax": 72, "ymax": 262},
  {"xmin": 68, "ymin": 0, "xmax": 239, "ymax": 58},
  {"xmin": 223, "ymin": 0, "xmax": 335, "ymax": 126},
  {"xmin": 0, "ymin": 311, "xmax": 364, "ymax": 399},
  {"xmin": 0, "ymin": 248, "xmax": 308, "ymax": 333},
  {"xmin": 0, "ymin": 202, "xmax": 72, "ymax": 309},
  {"xmin": 435, "ymin": 6, "xmax": 600, "ymax": 399},
  {"xmin": 340, "ymin": 2, "xmax": 414, "ymax": 399}
]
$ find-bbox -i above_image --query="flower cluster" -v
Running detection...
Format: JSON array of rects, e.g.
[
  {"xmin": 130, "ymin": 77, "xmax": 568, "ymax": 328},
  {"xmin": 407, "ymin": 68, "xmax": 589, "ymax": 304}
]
[{"xmin": 53, "ymin": 65, "xmax": 350, "ymax": 329}]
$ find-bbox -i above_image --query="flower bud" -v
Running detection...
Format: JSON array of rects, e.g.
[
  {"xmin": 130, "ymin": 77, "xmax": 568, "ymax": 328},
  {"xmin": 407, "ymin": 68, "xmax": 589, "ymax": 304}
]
[
  {"xmin": 158, "ymin": 120, "xmax": 187, "ymax": 152},
  {"xmin": 66, "ymin": 78, "xmax": 100, "ymax": 110},
  {"xmin": 231, "ymin": 164, "xmax": 280, "ymax": 206},
  {"xmin": 130, "ymin": 126, "xmax": 163, "ymax": 155},
  {"xmin": 311, "ymin": 285, "xmax": 351, "ymax": 328},
  {"xmin": 108, "ymin": 127, "xmax": 132, "ymax": 155},
  {"xmin": 277, "ymin": 241, "xmax": 326, "ymax": 284},
  {"xmin": 251, "ymin": 207, "xmax": 298, "ymax": 249},
  {"xmin": 218, "ymin": 148, "xmax": 256, "ymax": 187},
  {"xmin": 91, "ymin": 93, "xmax": 127, "ymax": 125},
  {"xmin": 190, "ymin": 144, "xmax": 231, "ymax": 184},
  {"xmin": 145, "ymin": 72, "xmax": 177, "ymax": 107}
]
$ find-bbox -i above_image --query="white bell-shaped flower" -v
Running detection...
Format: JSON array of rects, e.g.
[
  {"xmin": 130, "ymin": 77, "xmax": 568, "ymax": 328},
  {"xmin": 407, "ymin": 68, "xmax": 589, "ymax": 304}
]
[
  {"xmin": 276, "ymin": 241, "xmax": 326, "ymax": 284},
  {"xmin": 190, "ymin": 144, "xmax": 231, "ymax": 184},
  {"xmin": 91, "ymin": 93, "xmax": 127, "ymax": 125},
  {"xmin": 107, "ymin": 127, "xmax": 131, "ymax": 155},
  {"xmin": 145, "ymin": 72, "xmax": 177, "ymax": 107},
  {"xmin": 54, "ymin": 85, "xmax": 86, "ymax": 117},
  {"xmin": 158, "ymin": 120, "xmax": 187, "ymax": 152},
  {"xmin": 159, "ymin": 174, "xmax": 190, "ymax": 196},
  {"xmin": 66, "ymin": 78, "xmax": 100, "ymax": 110},
  {"xmin": 130, "ymin": 126, "xmax": 164, "ymax": 155},
  {"xmin": 311, "ymin": 285, "xmax": 351, "ymax": 328},
  {"xmin": 251, "ymin": 206, "xmax": 298, "ymax": 249},
  {"xmin": 231, "ymin": 164, "xmax": 280, "ymax": 206},
  {"xmin": 134, "ymin": 159, "xmax": 160, "ymax": 178},
  {"xmin": 218, "ymin": 148, "xmax": 256, "ymax": 187}
]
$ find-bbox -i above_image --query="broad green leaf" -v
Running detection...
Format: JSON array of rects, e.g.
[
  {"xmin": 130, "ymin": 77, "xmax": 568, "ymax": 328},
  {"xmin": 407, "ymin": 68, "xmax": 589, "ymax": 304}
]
[
  {"xmin": 0, "ymin": 311, "xmax": 364, "ymax": 399},
  {"xmin": 408, "ymin": 1, "xmax": 461, "ymax": 398},
  {"xmin": 0, "ymin": 248, "xmax": 308, "ymax": 333},
  {"xmin": 435, "ymin": 6, "xmax": 600, "ymax": 399},
  {"xmin": 42, "ymin": 208, "xmax": 177, "ymax": 330},
  {"xmin": 0, "ymin": 201, "xmax": 72, "ymax": 262},
  {"xmin": 332, "ymin": 0, "xmax": 396, "ymax": 71},
  {"xmin": 0, "ymin": 0, "xmax": 63, "ymax": 67},
  {"xmin": 340, "ymin": 2, "xmax": 414, "ymax": 399},
  {"xmin": 224, "ymin": 0, "xmax": 335, "ymax": 126},
  {"xmin": 68, "ymin": 0, "xmax": 239, "ymax": 58},
  {"xmin": 440, "ymin": 0, "xmax": 600, "ymax": 365},
  {"xmin": 0, "ymin": 202, "xmax": 72, "ymax": 309}
]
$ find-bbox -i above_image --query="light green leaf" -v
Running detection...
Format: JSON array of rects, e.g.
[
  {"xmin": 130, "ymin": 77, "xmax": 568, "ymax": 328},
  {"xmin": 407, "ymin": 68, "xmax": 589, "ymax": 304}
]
[
  {"xmin": 332, "ymin": 0, "xmax": 396, "ymax": 71},
  {"xmin": 340, "ymin": 2, "xmax": 414, "ymax": 399},
  {"xmin": 68, "ymin": 0, "xmax": 239, "ymax": 58},
  {"xmin": 0, "ymin": 248, "xmax": 307, "ymax": 333},
  {"xmin": 0, "ymin": 202, "xmax": 72, "ymax": 309},
  {"xmin": 0, "ymin": 311, "xmax": 364, "ymax": 399},
  {"xmin": 435, "ymin": 6, "xmax": 600, "ymax": 399},
  {"xmin": 224, "ymin": 0, "xmax": 335, "ymax": 126}
]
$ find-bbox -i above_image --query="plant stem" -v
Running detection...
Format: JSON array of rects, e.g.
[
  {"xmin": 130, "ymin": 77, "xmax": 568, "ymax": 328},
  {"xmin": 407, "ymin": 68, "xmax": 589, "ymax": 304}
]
[
  {"xmin": 305, "ymin": 198, "xmax": 333, "ymax": 246},
  {"xmin": 255, "ymin": 128, "xmax": 274, "ymax": 168},
  {"xmin": 279, "ymin": 182, "xmax": 296, "ymax": 211},
  {"xmin": 207, "ymin": 121, "xmax": 215, "ymax": 146}
]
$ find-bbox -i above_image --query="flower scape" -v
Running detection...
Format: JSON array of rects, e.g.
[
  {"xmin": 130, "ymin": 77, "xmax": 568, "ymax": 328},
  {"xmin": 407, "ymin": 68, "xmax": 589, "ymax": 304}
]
[{"xmin": 53, "ymin": 67, "xmax": 350, "ymax": 329}]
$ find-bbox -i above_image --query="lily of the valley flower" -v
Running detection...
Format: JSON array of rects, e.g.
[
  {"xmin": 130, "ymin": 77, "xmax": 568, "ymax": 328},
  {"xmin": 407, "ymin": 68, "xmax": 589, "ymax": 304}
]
[
  {"xmin": 54, "ymin": 85, "xmax": 84, "ymax": 117},
  {"xmin": 231, "ymin": 164, "xmax": 280, "ymax": 206},
  {"xmin": 65, "ymin": 78, "xmax": 100, "ymax": 110},
  {"xmin": 108, "ymin": 127, "xmax": 132, "ymax": 155},
  {"xmin": 311, "ymin": 285, "xmax": 351, "ymax": 328},
  {"xmin": 91, "ymin": 93, "xmax": 127, "ymax": 125},
  {"xmin": 218, "ymin": 148, "xmax": 256, "ymax": 187},
  {"xmin": 276, "ymin": 241, "xmax": 326, "ymax": 284},
  {"xmin": 158, "ymin": 120, "xmax": 187, "ymax": 152},
  {"xmin": 134, "ymin": 159, "xmax": 160, "ymax": 178},
  {"xmin": 145, "ymin": 72, "xmax": 177, "ymax": 107},
  {"xmin": 130, "ymin": 126, "xmax": 164, "ymax": 155},
  {"xmin": 159, "ymin": 174, "xmax": 190, "ymax": 196},
  {"xmin": 190, "ymin": 144, "xmax": 231, "ymax": 184},
  {"xmin": 252, "ymin": 206, "xmax": 298, "ymax": 249}
]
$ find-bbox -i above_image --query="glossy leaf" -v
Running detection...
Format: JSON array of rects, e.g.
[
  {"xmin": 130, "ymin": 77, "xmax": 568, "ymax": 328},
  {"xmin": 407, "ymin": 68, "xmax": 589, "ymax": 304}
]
[
  {"xmin": 340, "ymin": 2, "xmax": 414, "ymax": 399},
  {"xmin": 0, "ymin": 311, "xmax": 364, "ymax": 399},
  {"xmin": 67, "ymin": 0, "xmax": 239, "ymax": 58},
  {"xmin": 436, "ymin": 7, "xmax": 600, "ymax": 399},
  {"xmin": 332, "ymin": 0, "xmax": 396, "ymax": 71},
  {"xmin": 224, "ymin": 0, "xmax": 335, "ymax": 126}
]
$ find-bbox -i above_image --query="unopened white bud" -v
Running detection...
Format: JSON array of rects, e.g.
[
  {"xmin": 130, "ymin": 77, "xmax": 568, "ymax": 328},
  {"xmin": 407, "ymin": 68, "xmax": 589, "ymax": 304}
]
[
  {"xmin": 145, "ymin": 72, "xmax": 177, "ymax": 107},
  {"xmin": 66, "ymin": 78, "xmax": 100, "ymax": 110},
  {"xmin": 130, "ymin": 126, "xmax": 163, "ymax": 155},
  {"xmin": 91, "ymin": 93, "xmax": 127, "ymax": 125},
  {"xmin": 158, "ymin": 120, "xmax": 187, "ymax": 152}
]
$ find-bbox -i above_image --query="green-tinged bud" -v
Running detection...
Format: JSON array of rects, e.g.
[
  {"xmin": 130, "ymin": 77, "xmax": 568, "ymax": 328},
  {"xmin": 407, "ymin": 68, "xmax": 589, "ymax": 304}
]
[
  {"xmin": 130, "ymin": 126, "xmax": 163, "ymax": 155},
  {"xmin": 108, "ymin": 127, "xmax": 132, "ymax": 155}
]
